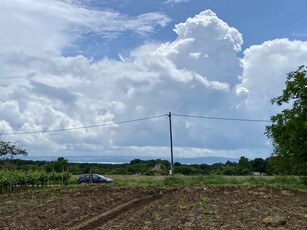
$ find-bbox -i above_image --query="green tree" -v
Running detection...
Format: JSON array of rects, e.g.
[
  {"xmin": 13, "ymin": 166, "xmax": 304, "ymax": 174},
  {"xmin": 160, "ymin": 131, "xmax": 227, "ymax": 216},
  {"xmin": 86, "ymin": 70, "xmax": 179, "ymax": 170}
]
[
  {"xmin": 53, "ymin": 157, "xmax": 68, "ymax": 172},
  {"xmin": 69, "ymin": 164, "xmax": 80, "ymax": 174},
  {"xmin": 0, "ymin": 141, "xmax": 28, "ymax": 159},
  {"xmin": 223, "ymin": 161, "xmax": 237, "ymax": 175},
  {"xmin": 265, "ymin": 66, "xmax": 307, "ymax": 175},
  {"xmin": 127, "ymin": 163, "xmax": 147, "ymax": 174},
  {"xmin": 250, "ymin": 158, "xmax": 267, "ymax": 173},
  {"xmin": 236, "ymin": 156, "xmax": 251, "ymax": 175}
]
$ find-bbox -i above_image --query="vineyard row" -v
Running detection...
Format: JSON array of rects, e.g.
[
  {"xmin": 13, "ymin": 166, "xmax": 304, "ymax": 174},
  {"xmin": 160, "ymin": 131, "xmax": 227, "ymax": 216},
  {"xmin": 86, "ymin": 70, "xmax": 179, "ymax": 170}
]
[{"xmin": 0, "ymin": 169, "xmax": 71, "ymax": 192}]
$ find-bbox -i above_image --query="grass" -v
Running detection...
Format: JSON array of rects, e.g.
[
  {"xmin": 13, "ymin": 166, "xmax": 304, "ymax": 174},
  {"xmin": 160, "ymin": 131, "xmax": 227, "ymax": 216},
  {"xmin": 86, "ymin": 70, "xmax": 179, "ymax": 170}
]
[
  {"xmin": 106, "ymin": 174, "xmax": 306, "ymax": 190},
  {"xmin": 203, "ymin": 208, "xmax": 215, "ymax": 215},
  {"xmin": 44, "ymin": 174, "xmax": 307, "ymax": 191},
  {"xmin": 199, "ymin": 195, "xmax": 210, "ymax": 202},
  {"xmin": 12, "ymin": 174, "xmax": 304, "ymax": 191},
  {"xmin": 110, "ymin": 175, "xmax": 165, "ymax": 186}
]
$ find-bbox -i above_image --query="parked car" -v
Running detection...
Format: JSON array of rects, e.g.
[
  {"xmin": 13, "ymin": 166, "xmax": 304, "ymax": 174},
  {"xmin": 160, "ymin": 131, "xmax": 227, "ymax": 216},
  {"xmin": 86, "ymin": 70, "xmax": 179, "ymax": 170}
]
[{"xmin": 77, "ymin": 174, "xmax": 114, "ymax": 184}]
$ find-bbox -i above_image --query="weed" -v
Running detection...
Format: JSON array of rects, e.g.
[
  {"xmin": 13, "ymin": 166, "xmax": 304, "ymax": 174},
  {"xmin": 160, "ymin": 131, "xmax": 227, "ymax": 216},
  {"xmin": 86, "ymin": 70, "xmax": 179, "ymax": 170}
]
[
  {"xmin": 164, "ymin": 176, "xmax": 185, "ymax": 186},
  {"xmin": 203, "ymin": 208, "xmax": 215, "ymax": 215},
  {"xmin": 200, "ymin": 195, "xmax": 210, "ymax": 203}
]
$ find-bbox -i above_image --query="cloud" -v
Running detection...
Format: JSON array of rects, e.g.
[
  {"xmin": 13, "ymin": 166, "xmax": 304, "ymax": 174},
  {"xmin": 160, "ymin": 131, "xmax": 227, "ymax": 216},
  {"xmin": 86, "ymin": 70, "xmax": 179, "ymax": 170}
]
[
  {"xmin": 1, "ymin": 4, "xmax": 305, "ymax": 161},
  {"xmin": 238, "ymin": 38, "xmax": 307, "ymax": 116},
  {"xmin": 171, "ymin": 10, "xmax": 243, "ymax": 87},
  {"xmin": 0, "ymin": 0, "xmax": 170, "ymax": 55},
  {"xmin": 0, "ymin": 7, "xmax": 245, "ymax": 158}
]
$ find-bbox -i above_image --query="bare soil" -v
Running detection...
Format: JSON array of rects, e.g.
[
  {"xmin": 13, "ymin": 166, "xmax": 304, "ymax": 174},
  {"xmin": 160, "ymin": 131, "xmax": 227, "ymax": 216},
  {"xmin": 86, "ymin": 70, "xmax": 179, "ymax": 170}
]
[{"xmin": 0, "ymin": 185, "xmax": 306, "ymax": 229}]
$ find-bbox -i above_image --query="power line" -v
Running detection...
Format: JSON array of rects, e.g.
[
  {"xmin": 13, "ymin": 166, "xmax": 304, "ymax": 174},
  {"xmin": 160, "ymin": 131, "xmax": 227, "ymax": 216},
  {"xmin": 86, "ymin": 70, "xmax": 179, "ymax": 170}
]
[
  {"xmin": 172, "ymin": 113, "xmax": 271, "ymax": 123},
  {"xmin": 1, "ymin": 112, "xmax": 272, "ymax": 136},
  {"xmin": 1, "ymin": 114, "xmax": 167, "ymax": 136}
]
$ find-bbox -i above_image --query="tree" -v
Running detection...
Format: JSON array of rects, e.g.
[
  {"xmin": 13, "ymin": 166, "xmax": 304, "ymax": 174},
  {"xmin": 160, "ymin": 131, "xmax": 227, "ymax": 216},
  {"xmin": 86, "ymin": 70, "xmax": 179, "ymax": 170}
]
[
  {"xmin": 236, "ymin": 156, "xmax": 252, "ymax": 175},
  {"xmin": 223, "ymin": 161, "xmax": 237, "ymax": 175},
  {"xmin": 53, "ymin": 157, "xmax": 68, "ymax": 172},
  {"xmin": 250, "ymin": 158, "xmax": 267, "ymax": 173},
  {"xmin": 0, "ymin": 140, "xmax": 28, "ymax": 192},
  {"xmin": 0, "ymin": 140, "xmax": 28, "ymax": 159},
  {"xmin": 265, "ymin": 66, "xmax": 307, "ymax": 175}
]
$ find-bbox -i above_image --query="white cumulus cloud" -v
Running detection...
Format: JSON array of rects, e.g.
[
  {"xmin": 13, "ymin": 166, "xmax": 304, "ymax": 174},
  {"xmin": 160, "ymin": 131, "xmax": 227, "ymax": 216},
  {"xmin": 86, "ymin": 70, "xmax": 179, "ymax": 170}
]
[
  {"xmin": 1, "ymin": 3, "xmax": 305, "ymax": 161},
  {"xmin": 0, "ymin": 0, "xmax": 170, "ymax": 55},
  {"xmin": 239, "ymin": 38, "xmax": 307, "ymax": 116}
]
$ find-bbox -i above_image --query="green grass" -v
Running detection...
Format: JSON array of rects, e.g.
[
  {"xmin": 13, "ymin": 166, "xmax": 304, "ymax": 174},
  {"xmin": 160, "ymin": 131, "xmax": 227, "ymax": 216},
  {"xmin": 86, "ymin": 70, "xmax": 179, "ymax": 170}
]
[
  {"xmin": 2, "ymin": 175, "xmax": 305, "ymax": 195},
  {"xmin": 106, "ymin": 174, "xmax": 306, "ymax": 190},
  {"xmin": 203, "ymin": 208, "xmax": 215, "ymax": 215},
  {"xmin": 110, "ymin": 175, "xmax": 165, "ymax": 186},
  {"xmin": 51, "ymin": 174, "xmax": 306, "ymax": 191},
  {"xmin": 200, "ymin": 195, "xmax": 210, "ymax": 203},
  {"xmin": 68, "ymin": 175, "xmax": 78, "ymax": 185}
]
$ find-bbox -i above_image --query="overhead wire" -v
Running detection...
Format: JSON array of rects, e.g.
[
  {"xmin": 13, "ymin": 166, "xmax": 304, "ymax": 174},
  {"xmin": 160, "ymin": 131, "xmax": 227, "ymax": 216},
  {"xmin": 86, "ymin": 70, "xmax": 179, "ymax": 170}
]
[
  {"xmin": 172, "ymin": 113, "xmax": 271, "ymax": 123},
  {"xmin": 1, "ymin": 114, "xmax": 168, "ymax": 136},
  {"xmin": 1, "ymin": 112, "xmax": 271, "ymax": 136}
]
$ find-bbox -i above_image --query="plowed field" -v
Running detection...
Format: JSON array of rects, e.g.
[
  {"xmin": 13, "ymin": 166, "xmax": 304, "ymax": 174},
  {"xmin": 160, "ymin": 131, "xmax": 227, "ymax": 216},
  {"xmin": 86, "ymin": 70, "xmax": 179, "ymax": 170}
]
[{"xmin": 0, "ymin": 185, "xmax": 306, "ymax": 229}]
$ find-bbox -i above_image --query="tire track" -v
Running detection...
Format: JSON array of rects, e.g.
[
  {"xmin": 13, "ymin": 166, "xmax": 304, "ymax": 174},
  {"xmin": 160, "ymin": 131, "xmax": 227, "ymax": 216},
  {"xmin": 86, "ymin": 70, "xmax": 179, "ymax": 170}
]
[{"xmin": 68, "ymin": 195, "xmax": 161, "ymax": 230}]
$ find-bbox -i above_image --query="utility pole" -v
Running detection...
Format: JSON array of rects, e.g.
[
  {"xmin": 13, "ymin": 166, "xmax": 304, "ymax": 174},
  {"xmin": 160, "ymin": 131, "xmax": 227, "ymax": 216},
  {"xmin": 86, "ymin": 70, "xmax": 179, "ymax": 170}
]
[{"xmin": 168, "ymin": 112, "xmax": 174, "ymax": 176}]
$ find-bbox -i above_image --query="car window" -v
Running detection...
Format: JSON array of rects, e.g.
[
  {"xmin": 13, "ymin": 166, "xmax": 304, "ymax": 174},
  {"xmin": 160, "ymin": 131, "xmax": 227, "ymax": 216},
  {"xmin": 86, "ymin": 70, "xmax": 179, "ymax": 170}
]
[{"xmin": 93, "ymin": 175, "xmax": 99, "ymax": 180}]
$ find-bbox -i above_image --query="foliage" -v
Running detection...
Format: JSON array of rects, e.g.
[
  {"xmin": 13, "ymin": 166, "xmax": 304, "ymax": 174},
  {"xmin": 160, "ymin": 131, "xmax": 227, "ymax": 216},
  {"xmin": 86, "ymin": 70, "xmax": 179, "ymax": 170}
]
[
  {"xmin": 0, "ymin": 156, "xmax": 299, "ymax": 191},
  {"xmin": 0, "ymin": 169, "xmax": 71, "ymax": 192},
  {"xmin": 43, "ymin": 157, "xmax": 68, "ymax": 173},
  {"xmin": 0, "ymin": 140, "xmax": 28, "ymax": 158},
  {"xmin": 200, "ymin": 195, "xmax": 210, "ymax": 202},
  {"xmin": 175, "ymin": 165, "xmax": 202, "ymax": 175},
  {"xmin": 2, "ymin": 157, "xmax": 273, "ymax": 177},
  {"xmin": 127, "ymin": 159, "xmax": 169, "ymax": 175},
  {"xmin": 203, "ymin": 208, "xmax": 215, "ymax": 215},
  {"xmin": 236, "ymin": 156, "xmax": 252, "ymax": 175},
  {"xmin": 250, "ymin": 158, "xmax": 267, "ymax": 173},
  {"xmin": 0, "ymin": 140, "xmax": 29, "ymax": 192},
  {"xmin": 114, "ymin": 174, "xmax": 305, "ymax": 189},
  {"xmin": 266, "ymin": 66, "xmax": 307, "ymax": 175},
  {"xmin": 2, "ymin": 154, "xmax": 304, "ymax": 185}
]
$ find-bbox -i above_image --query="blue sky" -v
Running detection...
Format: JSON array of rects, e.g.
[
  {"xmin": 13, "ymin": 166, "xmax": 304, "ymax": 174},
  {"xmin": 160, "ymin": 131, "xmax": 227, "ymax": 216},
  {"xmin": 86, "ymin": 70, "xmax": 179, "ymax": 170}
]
[
  {"xmin": 65, "ymin": 0, "xmax": 307, "ymax": 60},
  {"xmin": 0, "ymin": 0, "xmax": 307, "ymax": 162}
]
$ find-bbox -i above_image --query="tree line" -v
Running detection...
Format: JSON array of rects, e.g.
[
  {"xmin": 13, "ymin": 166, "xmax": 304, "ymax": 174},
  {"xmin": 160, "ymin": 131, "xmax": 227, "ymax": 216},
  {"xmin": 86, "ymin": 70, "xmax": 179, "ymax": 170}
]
[{"xmin": 0, "ymin": 156, "xmax": 284, "ymax": 177}]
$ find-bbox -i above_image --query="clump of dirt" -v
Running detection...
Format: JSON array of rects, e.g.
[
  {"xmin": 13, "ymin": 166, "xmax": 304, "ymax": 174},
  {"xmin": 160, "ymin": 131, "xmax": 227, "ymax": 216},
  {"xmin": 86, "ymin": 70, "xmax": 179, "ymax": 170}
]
[
  {"xmin": 0, "ymin": 185, "xmax": 306, "ymax": 230},
  {"xmin": 262, "ymin": 215, "xmax": 286, "ymax": 227}
]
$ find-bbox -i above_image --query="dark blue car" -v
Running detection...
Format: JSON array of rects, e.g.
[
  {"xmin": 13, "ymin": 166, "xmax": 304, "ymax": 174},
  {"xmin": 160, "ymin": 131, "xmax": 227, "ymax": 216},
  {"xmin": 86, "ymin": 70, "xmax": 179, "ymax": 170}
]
[{"xmin": 77, "ymin": 174, "xmax": 114, "ymax": 184}]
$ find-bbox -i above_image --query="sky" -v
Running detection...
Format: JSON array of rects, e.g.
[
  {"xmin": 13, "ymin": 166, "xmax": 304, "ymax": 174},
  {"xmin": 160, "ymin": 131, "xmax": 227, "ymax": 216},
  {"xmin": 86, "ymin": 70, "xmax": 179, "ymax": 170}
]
[{"xmin": 1, "ymin": 0, "xmax": 307, "ymax": 162}]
